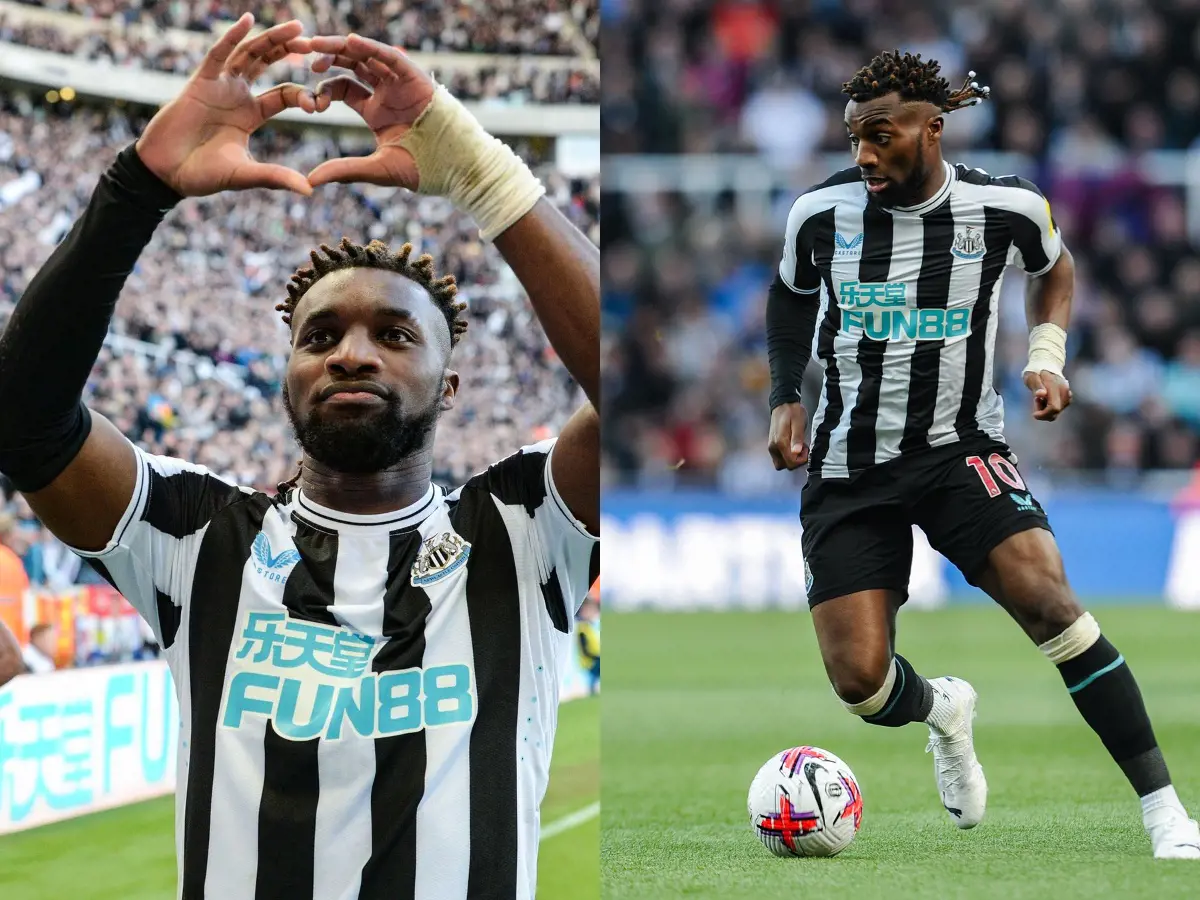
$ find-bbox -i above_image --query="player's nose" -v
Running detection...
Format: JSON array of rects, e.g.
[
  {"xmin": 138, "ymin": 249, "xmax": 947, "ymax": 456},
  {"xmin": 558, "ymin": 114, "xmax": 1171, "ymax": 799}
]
[{"xmin": 325, "ymin": 328, "xmax": 383, "ymax": 374}]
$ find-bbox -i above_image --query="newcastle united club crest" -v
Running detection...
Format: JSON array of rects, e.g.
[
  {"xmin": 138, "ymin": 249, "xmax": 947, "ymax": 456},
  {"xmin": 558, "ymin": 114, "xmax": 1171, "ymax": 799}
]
[{"xmin": 411, "ymin": 531, "xmax": 472, "ymax": 587}]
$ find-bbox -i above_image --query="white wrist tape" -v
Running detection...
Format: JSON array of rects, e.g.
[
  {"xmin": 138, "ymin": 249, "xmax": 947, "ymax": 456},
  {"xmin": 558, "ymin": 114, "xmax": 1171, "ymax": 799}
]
[
  {"xmin": 1023, "ymin": 322, "xmax": 1068, "ymax": 378},
  {"xmin": 399, "ymin": 84, "xmax": 545, "ymax": 242}
]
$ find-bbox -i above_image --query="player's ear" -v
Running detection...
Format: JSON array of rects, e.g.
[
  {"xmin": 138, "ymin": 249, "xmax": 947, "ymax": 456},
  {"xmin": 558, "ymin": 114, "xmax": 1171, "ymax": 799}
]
[
  {"xmin": 927, "ymin": 113, "xmax": 945, "ymax": 141},
  {"xmin": 440, "ymin": 371, "xmax": 459, "ymax": 411}
]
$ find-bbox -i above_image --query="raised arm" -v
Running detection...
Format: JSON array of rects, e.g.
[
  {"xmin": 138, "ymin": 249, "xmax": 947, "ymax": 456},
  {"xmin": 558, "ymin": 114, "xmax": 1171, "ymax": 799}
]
[
  {"xmin": 304, "ymin": 34, "xmax": 599, "ymax": 533},
  {"xmin": 0, "ymin": 16, "xmax": 319, "ymax": 551},
  {"xmin": 492, "ymin": 204, "xmax": 599, "ymax": 534}
]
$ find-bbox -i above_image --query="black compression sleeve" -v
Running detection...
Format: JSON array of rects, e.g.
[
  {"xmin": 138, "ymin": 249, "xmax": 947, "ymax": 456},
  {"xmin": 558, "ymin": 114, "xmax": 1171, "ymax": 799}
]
[
  {"xmin": 0, "ymin": 143, "xmax": 182, "ymax": 492},
  {"xmin": 766, "ymin": 273, "xmax": 820, "ymax": 410}
]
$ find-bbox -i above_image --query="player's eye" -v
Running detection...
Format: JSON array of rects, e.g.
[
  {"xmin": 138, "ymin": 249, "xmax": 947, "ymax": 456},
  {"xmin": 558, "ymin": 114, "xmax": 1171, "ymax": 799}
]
[
  {"xmin": 302, "ymin": 329, "xmax": 333, "ymax": 346},
  {"xmin": 873, "ymin": 134, "xmax": 890, "ymax": 145},
  {"xmin": 380, "ymin": 327, "xmax": 412, "ymax": 343},
  {"xmin": 848, "ymin": 134, "xmax": 859, "ymax": 145}
]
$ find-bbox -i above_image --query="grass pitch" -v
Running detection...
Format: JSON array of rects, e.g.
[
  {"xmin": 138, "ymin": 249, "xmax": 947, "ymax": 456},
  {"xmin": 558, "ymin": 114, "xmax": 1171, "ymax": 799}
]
[
  {"xmin": 601, "ymin": 607, "xmax": 1200, "ymax": 900},
  {"xmin": 0, "ymin": 694, "xmax": 599, "ymax": 900}
]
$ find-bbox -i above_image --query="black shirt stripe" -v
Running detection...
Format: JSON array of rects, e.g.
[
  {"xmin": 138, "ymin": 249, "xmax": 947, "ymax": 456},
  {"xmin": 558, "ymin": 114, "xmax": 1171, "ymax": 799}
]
[
  {"xmin": 143, "ymin": 467, "xmax": 245, "ymax": 539},
  {"xmin": 457, "ymin": 488, "xmax": 523, "ymax": 899},
  {"xmin": 899, "ymin": 204, "xmax": 957, "ymax": 453},
  {"xmin": 357, "ymin": 530, "xmax": 429, "ymax": 900},
  {"xmin": 845, "ymin": 204, "xmax": 894, "ymax": 471},
  {"xmin": 955, "ymin": 206, "xmax": 1011, "ymax": 438},
  {"xmin": 254, "ymin": 524, "xmax": 341, "ymax": 900},
  {"xmin": 181, "ymin": 495, "xmax": 268, "ymax": 900},
  {"xmin": 805, "ymin": 208, "xmax": 842, "ymax": 474}
]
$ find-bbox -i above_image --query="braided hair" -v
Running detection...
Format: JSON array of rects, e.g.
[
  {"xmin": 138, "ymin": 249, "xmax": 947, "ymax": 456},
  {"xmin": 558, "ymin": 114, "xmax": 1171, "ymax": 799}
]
[
  {"xmin": 274, "ymin": 237, "xmax": 468, "ymax": 494},
  {"xmin": 843, "ymin": 50, "xmax": 990, "ymax": 112},
  {"xmin": 278, "ymin": 236, "xmax": 467, "ymax": 344}
]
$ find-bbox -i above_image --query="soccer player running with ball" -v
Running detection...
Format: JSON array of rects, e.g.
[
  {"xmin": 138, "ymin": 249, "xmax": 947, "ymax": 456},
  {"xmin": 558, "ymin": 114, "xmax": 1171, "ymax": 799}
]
[
  {"xmin": 766, "ymin": 50, "xmax": 1198, "ymax": 859},
  {"xmin": 0, "ymin": 16, "xmax": 598, "ymax": 899}
]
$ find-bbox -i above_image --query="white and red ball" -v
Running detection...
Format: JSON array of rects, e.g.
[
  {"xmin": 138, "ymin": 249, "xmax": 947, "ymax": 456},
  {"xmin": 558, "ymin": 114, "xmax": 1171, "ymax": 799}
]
[{"xmin": 747, "ymin": 746, "xmax": 863, "ymax": 857}]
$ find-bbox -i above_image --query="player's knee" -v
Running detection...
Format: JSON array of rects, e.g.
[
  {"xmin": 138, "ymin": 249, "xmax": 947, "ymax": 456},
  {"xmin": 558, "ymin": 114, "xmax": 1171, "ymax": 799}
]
[
  {"xmin": 828, "ymin": 657, "xmax": 892, "ymax": 707},
  {"xmin": 1013, "ymin": 575, "xmax": 1082, "ymax": 645}
]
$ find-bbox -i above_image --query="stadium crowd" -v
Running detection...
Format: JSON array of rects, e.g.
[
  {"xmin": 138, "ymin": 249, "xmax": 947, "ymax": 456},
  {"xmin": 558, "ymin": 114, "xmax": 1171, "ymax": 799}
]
[
  {"xmin": 10, "ymin": 0, "xmax": 599, "ymax": 55},
  {"xmin": 0, "ymin": 7, "xmax": 599, "ymax": 103},
  {"xmin": 602, "ymin": 0, "xmax": 1200, "ymax": 487},
  {"xmin": 0, "ymin": 90, "xmax": 599, "ymax": 601}
]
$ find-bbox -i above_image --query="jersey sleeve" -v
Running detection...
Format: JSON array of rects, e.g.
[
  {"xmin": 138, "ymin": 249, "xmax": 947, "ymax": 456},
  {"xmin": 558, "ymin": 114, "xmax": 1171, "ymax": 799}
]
[
  {"xmin": 467, "ymin": 438, "xmax": 598, "ymax": 633},
  {"xmin": 70, "ymin": 443, "xmax": 252, "ymax": 648},
  {"xmin": 1004, "ymin": 178, "xmax": 1062, "ymax": 277},
  {"xmin": 779, "ymin": 194, "xmax": 824, "ymax": 294}
]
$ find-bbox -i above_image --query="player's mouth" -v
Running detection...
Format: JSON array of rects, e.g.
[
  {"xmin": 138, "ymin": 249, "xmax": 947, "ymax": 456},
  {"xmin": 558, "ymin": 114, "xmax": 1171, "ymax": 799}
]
[
  {"xmin": 319, "ymin": 381, "xmax": 389, "ymax": 405},
  {"xmin": 324, "ymin": 392, "xmax": 386, "ymax": 406},
  {"xmin": 862, "ymin": 175, "xmax": 890, "ymax": 194}
]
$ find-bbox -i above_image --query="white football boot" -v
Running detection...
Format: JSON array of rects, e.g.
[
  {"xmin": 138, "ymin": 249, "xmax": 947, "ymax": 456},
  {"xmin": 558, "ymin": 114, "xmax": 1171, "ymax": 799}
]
[
  {"xmin": 1146, "ymin": 806, "xmax": 1200, "ymax": 859},
  {"xmin": 925, "ymin": 676, "xmax": 987, "ymax": 829}
]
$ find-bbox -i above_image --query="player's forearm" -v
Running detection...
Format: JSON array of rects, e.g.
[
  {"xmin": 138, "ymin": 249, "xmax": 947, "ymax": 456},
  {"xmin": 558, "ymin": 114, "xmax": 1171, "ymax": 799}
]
[
  {"xmin": 1022, "ymin": 248, "xmax": 1074, "ymax": 377},
  {"xmin": 1025, "ymin": 247, "xmax": 1074, "ymax": 331},
  {"xmin": 492, "ymin": 199, "xmax": 600, "ymax": 406},
  {"xmin": 0, "ymin": 144, "xmax": 181, "ymax": 491},
  {"xmin": 767, "ymin": 274, "xmax": 820, "ymax": 409}
]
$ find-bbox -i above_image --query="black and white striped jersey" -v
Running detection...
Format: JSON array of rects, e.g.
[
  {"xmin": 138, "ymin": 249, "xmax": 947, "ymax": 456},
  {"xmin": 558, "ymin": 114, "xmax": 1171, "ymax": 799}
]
[
  {"xmin": 74, "ymin": 438, "xmax": 598, "ymax": 900},
  {"xmin": 778, "ymin": 161, "xmax": 1061, "ymax": 478}
]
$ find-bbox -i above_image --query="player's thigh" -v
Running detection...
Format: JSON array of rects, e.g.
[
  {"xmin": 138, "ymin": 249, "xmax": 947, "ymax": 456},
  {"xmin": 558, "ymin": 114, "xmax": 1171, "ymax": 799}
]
[
  {"xmin": 913, "ymin": 441, "xmax": 1053, "ymax": 588},
  {"xmin": 974, "ymin": 530, "xmax": 1085, "ymax": 645},
  {"xmin": 801, "ymin": 474, "xmax": 914, "ymax": 609},
  {"xmin": 811, "ymin": 588, "xmax": 903, "ymax": 699}
]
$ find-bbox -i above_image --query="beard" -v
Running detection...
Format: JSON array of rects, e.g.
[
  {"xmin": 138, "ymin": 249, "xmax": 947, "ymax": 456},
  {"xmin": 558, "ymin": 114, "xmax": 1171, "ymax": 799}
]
[
  {"xmin": 283, "ymin": 382, "xmax": 442, "ymax": 474},
  {"xmin": 882, "ymin": 133, "xmax": 931, "ymax": 207},
  {"xmin": 873, "ymin": 133, "xmax": 936, "ymax": 207}
]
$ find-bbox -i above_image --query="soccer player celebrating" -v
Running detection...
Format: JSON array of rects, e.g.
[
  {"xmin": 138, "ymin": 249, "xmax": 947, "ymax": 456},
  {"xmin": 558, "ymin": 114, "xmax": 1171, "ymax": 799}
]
[
  {"xmin": 766, "ymin": 50, "xmax": 1198, "ymax": 859},
  {"xmin": 0, "ymin": 16, "xmax": 598, "ymax": 899}
]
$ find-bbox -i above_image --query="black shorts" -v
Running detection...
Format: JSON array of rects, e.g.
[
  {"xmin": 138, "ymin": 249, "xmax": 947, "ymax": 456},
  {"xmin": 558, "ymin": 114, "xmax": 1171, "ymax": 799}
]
[{"xmin": 800, "ymin": 438, "xmax": 1053, "ymax": 608}]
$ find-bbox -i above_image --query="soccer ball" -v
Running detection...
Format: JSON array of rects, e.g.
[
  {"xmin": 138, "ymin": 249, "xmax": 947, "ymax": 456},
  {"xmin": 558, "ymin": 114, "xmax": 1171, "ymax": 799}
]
[{"xmin": 747, "ymin": 746, "xmax": 863, "ymax": 857}]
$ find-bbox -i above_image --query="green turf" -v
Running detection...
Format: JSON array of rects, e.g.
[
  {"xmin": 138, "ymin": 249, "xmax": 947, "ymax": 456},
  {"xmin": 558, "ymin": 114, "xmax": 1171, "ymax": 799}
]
[
  {"xmin": 0, "ymin": 694, "xmax": 599, "ymax": 900},
  {"xmin": 601, "ymin": 607, "xmax": 1200, "ymax": 900},
  {"xmin": 538, "ymin": 694, "xmax": 600, "ymax": 900},
  {"xmin": 0, "ymin": 796, "xmax": 177, "ymax": 900}
]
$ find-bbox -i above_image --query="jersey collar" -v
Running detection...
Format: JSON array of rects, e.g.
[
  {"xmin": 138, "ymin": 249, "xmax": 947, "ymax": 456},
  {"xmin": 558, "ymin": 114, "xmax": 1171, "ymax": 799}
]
[
  {"xmin": 293, "ymin": 483, "xmax": 441, "ymax": 533},
  {"xmin": 887, "ymin": 161, "xmax": 956, "ymax": 216}
]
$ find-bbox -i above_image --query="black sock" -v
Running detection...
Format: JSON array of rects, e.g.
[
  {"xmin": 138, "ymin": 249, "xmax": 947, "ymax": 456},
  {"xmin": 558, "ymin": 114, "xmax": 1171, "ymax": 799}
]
[
  {"xmin": 1057, "ymin": 636, "xmax": 1170, "ymax": 796},
  {"xmin": 862, "ymin": 654, "xmax": 934, "ymax": 728}
]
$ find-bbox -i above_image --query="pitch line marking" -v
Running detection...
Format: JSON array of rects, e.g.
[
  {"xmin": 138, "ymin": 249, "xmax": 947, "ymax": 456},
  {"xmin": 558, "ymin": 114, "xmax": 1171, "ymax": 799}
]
[{"xmin": 540, "ymin": 801, "xmax": 600, "ymax": 842}]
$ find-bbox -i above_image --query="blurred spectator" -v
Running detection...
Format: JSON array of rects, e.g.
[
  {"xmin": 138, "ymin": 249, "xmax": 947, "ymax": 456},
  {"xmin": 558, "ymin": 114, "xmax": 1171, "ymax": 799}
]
[
  {"xmin": 0, "ymin": 617, "xmax": 21, "ymax": 687},
  {"xmin": 0, "ymin": 513, "xmax": 30, "ymax": 607},
  {"xmin": 576, "ymin": 592, "xmax": 600, "ymax": 695},
  {"xmin": 603, "ymin": 0, "xmax": 1200, "ymax": 485},
  {"xmin": 21, "ymin": 622, "xmax": 56, "ymax": 674}
]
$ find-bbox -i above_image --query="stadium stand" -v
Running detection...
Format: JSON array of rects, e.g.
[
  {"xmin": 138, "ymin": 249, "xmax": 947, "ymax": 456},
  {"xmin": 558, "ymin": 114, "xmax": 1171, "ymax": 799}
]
[
  {"xmin": 602, "ymin": 0, "xmax": 1200, "ymax": 487},
  {"xmin": 0, "ymin": 1, "xmax": 599, "ymax": 103},
  {"xmin": 9, "ymin": 0, "xmax": 599, "ymax": 56}
]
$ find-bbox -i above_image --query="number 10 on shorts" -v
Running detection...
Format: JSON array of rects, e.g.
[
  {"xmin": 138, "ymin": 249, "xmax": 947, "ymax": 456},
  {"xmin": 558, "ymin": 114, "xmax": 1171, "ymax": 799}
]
[{"xmin": 965, "ymin": 453, "xmax": 1026, "ymax": 498}]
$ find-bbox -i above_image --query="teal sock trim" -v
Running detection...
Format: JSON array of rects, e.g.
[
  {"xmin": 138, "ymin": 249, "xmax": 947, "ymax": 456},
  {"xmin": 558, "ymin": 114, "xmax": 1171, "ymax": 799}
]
[{"xmin": 1067, "ymin": 654, "xmax": 1125, "ymax": 694}]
